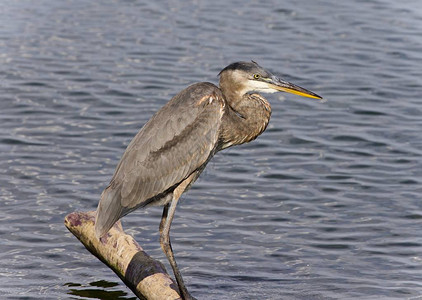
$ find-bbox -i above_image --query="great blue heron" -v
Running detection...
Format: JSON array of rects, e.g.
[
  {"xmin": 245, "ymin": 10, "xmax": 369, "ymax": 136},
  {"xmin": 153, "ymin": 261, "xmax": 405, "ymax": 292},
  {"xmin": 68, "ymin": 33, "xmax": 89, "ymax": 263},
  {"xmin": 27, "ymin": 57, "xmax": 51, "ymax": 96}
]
[{"xmin": 95, "ymin": 61, "xmax": 322, "ymax": 299}]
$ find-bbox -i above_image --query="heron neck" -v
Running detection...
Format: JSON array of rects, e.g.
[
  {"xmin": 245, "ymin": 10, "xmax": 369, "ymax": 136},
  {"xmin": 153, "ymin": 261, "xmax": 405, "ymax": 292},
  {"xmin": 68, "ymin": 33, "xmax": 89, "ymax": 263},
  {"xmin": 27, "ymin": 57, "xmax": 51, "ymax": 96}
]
[{"xmin": 218, "ymin": 93, "xmax": 271, "ymax": 150}]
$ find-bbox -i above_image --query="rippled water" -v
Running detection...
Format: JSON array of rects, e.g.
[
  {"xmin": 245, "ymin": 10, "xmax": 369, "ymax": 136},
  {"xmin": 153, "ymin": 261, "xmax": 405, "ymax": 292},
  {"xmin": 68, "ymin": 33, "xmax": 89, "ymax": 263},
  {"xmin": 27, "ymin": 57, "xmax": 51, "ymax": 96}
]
[{"xmin": 1, "ymin": 0, "xmax": 422, "ymax": 299}]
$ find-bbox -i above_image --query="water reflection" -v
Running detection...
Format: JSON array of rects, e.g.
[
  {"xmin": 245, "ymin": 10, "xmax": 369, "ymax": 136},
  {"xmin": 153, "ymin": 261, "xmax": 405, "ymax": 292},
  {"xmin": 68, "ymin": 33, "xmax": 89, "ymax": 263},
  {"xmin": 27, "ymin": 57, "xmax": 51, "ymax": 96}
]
[{"xmin": 66, "ymin": 281, "xmax": 137, "ymax": 300}]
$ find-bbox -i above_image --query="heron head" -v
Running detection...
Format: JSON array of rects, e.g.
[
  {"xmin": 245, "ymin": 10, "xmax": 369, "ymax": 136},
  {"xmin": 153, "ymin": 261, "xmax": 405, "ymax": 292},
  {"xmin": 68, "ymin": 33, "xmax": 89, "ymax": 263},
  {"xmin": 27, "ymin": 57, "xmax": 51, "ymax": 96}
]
[{"xmin": 218, "ymin": 61, "xmax": 322, "ymax": 99}]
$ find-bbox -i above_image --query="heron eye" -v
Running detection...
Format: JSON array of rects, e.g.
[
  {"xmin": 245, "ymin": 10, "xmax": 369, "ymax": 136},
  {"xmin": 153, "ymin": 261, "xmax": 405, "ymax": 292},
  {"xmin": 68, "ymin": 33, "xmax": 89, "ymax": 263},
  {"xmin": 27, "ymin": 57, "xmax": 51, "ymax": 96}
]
[{"xmin": 253, "ymin": 74, "xmax": 261, "ymax": 79}]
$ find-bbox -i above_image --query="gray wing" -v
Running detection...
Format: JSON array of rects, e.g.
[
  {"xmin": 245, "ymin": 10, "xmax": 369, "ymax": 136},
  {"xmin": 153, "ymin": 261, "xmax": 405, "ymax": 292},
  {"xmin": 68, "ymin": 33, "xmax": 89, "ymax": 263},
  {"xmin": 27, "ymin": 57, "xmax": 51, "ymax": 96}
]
[{"xmin": 95, "ymin": 82, "xmax": 225, "ymax": 237}]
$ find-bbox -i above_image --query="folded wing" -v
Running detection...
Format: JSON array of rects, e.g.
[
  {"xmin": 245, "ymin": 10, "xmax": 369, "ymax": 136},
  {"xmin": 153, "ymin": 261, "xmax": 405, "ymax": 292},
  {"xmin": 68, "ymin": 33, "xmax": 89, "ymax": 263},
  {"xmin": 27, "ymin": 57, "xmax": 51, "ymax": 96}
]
[{"xmin": 95, "ymin": 82, "xmax": 225, "ymax": 237}]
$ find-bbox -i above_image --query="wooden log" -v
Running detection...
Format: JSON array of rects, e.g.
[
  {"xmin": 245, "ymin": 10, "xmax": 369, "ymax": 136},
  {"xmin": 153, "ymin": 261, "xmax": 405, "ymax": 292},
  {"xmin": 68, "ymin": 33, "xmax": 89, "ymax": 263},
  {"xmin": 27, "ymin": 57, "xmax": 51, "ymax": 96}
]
[{"xmin": 64, "ymin": 211, "xmax": 181, "ymax": 300}]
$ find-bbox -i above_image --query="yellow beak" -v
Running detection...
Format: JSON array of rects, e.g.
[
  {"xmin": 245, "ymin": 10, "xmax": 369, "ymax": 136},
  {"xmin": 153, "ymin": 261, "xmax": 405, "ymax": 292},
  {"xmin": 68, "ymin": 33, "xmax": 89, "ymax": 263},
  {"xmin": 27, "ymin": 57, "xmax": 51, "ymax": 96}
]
[{"xmin": 269, "ymin": 77, "xmax": 322, "ymax": 99}]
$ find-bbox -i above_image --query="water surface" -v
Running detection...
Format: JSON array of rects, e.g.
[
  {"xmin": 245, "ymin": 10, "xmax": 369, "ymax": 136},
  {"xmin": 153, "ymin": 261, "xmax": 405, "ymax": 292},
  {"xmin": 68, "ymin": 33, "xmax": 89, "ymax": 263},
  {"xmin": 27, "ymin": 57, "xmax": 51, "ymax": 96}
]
[{"xmin": 1, "ymin": 0, "xmax": 422, "ymax": 299}]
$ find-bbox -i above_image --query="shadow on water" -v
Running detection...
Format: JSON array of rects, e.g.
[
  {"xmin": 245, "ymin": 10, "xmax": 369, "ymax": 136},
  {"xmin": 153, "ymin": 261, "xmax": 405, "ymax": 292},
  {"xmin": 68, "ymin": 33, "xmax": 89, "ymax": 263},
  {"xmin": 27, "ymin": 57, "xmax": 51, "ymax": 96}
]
[{"xmin": 65, "ymin": 280, "xmax": 138, "ymax": 300}]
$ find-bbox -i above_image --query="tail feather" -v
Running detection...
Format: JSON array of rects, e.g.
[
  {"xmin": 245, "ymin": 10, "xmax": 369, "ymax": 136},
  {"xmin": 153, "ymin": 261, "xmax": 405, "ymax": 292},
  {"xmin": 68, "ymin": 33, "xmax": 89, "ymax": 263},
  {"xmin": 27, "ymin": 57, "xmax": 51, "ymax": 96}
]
[{"xmin": 95, "ymin": 186, "xmax": 123, "ymax": 239}]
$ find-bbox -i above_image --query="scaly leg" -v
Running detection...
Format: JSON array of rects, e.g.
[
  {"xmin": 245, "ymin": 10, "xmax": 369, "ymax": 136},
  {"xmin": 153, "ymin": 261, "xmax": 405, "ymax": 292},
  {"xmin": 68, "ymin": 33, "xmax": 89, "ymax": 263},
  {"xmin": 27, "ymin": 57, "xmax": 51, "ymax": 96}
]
[{"xmin": 159, "ymin": 199, "xmax": 195, "ymax": 300}]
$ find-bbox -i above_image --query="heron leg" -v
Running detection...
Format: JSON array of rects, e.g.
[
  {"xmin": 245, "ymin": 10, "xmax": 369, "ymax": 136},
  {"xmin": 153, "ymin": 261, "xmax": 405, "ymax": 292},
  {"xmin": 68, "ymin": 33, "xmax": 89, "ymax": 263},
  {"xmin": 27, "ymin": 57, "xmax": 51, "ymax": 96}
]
[{"xmin": 159, "ymin": 198, "xmax": 195, "ymax": 300}]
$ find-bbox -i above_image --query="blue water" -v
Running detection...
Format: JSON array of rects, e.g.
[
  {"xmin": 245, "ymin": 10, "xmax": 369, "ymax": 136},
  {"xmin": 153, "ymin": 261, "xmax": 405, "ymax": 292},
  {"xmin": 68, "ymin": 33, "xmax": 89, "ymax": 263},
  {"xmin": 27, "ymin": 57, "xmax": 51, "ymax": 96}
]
[{"xmin": 1, "ymin": 0, "xmax": 422, "ymax": 299}]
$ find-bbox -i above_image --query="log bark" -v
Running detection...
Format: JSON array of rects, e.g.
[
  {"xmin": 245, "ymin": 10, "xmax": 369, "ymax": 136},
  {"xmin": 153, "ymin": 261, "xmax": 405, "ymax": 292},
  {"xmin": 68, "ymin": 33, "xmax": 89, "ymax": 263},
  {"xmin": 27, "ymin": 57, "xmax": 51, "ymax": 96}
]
[{"xmin": 64, "ymin": 211, "xmax": 181, "ymax": 300}]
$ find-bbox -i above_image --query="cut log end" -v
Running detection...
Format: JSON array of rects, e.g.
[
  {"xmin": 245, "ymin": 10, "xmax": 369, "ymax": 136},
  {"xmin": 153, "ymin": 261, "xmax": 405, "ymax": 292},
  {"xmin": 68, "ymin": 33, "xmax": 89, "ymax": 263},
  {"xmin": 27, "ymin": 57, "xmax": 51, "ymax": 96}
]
[{"xmin": 64, "ymin": 211, "xmax": 181, "ymax": 300}]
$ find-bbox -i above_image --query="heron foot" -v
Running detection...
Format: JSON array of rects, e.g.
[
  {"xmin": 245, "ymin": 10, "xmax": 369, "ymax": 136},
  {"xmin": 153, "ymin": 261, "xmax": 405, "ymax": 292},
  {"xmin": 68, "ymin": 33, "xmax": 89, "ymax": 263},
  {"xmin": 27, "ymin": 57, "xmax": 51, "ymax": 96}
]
[{"xmin": 179, "ymin": 289, "xmax": 196, "ymax": 300}]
